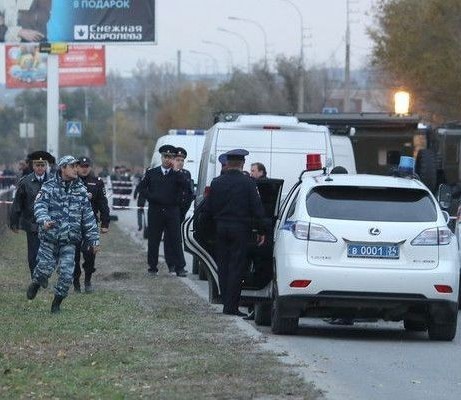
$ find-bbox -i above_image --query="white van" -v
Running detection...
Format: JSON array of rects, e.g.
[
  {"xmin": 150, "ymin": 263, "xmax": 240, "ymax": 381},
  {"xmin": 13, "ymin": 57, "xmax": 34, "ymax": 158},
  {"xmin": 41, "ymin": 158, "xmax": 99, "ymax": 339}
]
[
  {"xmin": 330, "ymin": 135, "xmax": 357, "ymax": 174},
  {"xmin": 195, "ymin": 115, "xmax": 354, "ymax": 204},
  {"xmin": 151, "ymin": 129, "xmax": 206, "ymax": 185}
]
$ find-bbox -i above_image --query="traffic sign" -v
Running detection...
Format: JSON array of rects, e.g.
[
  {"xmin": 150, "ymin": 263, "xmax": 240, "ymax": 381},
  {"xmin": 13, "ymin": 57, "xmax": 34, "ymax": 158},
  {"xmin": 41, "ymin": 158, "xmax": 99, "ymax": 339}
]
[{"xmin": 66, "ymin": 121, "xmax": 82, "ymax": 138}]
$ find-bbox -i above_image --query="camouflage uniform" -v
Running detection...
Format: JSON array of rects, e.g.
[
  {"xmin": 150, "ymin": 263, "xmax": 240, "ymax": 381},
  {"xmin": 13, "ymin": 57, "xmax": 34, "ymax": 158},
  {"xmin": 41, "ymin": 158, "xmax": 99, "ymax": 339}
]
[{"xmin": 32, "ymin": 169, "xmax": 100, "ymax": 298}]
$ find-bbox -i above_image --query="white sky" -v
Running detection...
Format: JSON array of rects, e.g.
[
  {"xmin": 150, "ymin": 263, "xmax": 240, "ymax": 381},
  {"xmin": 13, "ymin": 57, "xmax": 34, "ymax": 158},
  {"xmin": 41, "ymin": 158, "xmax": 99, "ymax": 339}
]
[{"xmin": 0, "ymin": 0, "xmax": 377, "ymax": 82}]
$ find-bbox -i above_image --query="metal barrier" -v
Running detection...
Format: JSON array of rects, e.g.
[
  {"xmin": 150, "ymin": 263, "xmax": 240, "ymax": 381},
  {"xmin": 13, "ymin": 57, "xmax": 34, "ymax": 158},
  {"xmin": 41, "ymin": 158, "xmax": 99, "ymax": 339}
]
[{"xmin": 0, "ymin": 188, "xmax": 13, "ymax": 235}]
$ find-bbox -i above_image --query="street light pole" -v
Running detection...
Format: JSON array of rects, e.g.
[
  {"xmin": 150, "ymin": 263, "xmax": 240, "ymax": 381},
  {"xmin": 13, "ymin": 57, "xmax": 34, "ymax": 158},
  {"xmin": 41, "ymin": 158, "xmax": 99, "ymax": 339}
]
[
  {"xmin": 112, "ymin": 100, "xmax": 117, "ymax": 169},
  {"xmin": 282, "ymin": 0, "xmax": 304, "ymax": 112},
  {"xmin": 217, "ymin": 27, "xmax": 251, "ymax": 73},
  {"xmin": 228, "ymin": 16, "xmax": 268, "ymax": 69},
  {"xmin": 202, "ymin": 40, "xmax": 234, "ymax": 73},
  {"xmin": 344, "ymin": 0, "xmax": 352, "ymax": 112}
]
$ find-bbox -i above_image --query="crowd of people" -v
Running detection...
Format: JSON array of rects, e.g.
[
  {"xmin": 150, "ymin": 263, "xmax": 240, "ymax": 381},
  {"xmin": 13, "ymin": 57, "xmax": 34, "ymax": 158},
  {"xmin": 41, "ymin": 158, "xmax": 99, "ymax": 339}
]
[{"xmin": 5, "ymin": 145, "xmax": 270, "ymax": 320}]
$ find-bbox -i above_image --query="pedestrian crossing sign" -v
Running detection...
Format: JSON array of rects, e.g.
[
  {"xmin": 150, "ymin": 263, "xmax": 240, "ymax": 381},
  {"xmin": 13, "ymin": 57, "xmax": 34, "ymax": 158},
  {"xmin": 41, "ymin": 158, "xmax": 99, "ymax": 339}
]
[{"xmin": 66, "ymin": 121, "xmax": 82, "ymax": 138}]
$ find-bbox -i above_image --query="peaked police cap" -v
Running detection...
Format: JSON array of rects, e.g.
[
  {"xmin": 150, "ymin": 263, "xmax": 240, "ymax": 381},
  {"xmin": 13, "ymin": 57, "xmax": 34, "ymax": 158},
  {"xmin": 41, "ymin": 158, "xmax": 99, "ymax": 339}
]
[{"xmin": 159, "ymin": 145, "xmax": 177, "ymax": 156}]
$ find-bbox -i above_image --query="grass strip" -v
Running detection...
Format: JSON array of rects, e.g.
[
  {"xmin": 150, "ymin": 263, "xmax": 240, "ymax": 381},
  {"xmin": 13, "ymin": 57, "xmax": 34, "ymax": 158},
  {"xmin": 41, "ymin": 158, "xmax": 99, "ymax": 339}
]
[{"xmin": 0, "ymin": 224, "xmax": 321, "ymax": 399}]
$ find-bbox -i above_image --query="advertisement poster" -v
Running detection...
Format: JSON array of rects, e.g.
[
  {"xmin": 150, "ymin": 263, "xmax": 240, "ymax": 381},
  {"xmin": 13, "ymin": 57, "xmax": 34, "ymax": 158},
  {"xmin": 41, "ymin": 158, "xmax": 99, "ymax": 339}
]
[
  {"xmin": 5, "ymin": 44, "xmax": 106, "ymax": 88},
  {"xmin": 0, "ymin": 1, "xmax": 155, "ymax": 43}
]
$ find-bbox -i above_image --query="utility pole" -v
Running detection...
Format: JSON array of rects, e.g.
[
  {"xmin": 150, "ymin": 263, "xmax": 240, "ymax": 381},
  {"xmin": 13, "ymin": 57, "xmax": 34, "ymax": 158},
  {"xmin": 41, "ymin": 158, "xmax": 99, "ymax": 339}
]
[
  {"xmin": 177, "ymin": 49, "xmax": 182, "ymax": 81},
  {"xmin": 344, "ymin": 0, "xmax": 352, "ymax": 112}
]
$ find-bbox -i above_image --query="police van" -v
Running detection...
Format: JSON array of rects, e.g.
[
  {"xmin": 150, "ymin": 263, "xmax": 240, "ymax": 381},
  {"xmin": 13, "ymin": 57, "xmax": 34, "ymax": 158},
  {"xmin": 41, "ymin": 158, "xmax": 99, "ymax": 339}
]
[
  {"xmin": 151, "ymin": 129, "xmax": 206, "ymax": 186},
  {"xmin": 189, "ymin": 113, "xmax": 355, "ymax": 276},
  {"xmin": 195, "ymin": 114, "xmax": 355, "ymax": 205}
]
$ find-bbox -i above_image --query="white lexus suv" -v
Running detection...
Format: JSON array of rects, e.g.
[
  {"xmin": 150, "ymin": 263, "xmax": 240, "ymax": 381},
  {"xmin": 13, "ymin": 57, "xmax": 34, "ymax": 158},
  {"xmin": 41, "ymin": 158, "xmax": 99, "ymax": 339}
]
[
  {"xmin": 272, "ymin": 172, "xmax": 459, "ymax": 340},
  {"xmin": 185, "ymin": 167, "xmax": 459, "ymax": 341}
]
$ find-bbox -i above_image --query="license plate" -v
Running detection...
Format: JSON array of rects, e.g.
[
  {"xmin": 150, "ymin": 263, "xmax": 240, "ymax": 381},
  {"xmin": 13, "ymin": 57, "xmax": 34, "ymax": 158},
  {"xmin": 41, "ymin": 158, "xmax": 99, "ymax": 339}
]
[{"xmin": 347, "ymin": 244, "xmax": 399, "ymax": 259}]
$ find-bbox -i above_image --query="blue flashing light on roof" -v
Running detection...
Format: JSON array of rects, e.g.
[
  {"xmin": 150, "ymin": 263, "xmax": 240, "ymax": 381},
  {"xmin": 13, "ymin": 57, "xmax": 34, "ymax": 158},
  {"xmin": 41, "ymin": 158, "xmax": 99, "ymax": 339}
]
[
  {"xmin": 322, "ymin": 107, "xmax": 339, "ymax": 114},
  {"xmin": 169, "ymin": 129, "xmax": 205, "ymax": 136},
  {"xmin": 398, "ymin": 156, "xmax": 415, "ymax": 176}
]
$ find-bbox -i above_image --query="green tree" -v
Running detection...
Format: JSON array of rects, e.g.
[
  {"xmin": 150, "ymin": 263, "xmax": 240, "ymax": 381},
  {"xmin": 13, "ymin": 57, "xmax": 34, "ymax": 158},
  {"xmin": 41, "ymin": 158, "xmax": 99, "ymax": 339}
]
[{"xmin": 370, "ymin": 0, "xmax": 461, "ymax": 119}]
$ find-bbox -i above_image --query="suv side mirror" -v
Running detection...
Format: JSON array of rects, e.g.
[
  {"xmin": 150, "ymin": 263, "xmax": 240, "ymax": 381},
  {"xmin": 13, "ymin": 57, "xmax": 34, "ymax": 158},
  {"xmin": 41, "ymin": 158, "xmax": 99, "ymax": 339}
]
[{"xmin": 437, "ymin": 184, "xmax": 452, "ymax": 211}]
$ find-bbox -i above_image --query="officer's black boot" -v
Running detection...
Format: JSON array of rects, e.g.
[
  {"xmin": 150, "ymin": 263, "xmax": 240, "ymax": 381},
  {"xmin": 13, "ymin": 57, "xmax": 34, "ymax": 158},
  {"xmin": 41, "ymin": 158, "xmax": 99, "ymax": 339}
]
[
  {"xmin": 73, "ymin": 279, "xmax": 81, "ymax": 293},
  {"xmin": 26, "ymin": 281, "xmax": 40, "ymax": 300},
  {"xmin": 51, "ymin": 295, "xmax": 64, "ymax": 314},
  {"xmin": 84, "ymin": 274, "xmax": 93, "ymax": 293}
]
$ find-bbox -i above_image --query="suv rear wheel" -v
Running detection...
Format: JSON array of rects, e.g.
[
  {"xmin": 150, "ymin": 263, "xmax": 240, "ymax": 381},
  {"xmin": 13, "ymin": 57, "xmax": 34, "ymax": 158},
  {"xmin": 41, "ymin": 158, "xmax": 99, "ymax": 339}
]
[
  {"xmin": 427, "ymin": 314, "xmax": 457, "ymax": 341},
  {"xmin": 271, "ymin": 286, "xmax": 298, "ymax": 335},
  {"xmin": 403, "ymin": 319, "xmax": 427, "ymax": 332}
]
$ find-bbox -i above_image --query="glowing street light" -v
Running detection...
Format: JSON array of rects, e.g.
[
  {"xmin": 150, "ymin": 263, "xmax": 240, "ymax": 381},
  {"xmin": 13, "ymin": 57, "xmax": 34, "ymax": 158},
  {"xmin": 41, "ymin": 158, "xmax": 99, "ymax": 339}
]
[{"xmin": 394, "ymin": 91, "xmax": 410, "ymax": 115}]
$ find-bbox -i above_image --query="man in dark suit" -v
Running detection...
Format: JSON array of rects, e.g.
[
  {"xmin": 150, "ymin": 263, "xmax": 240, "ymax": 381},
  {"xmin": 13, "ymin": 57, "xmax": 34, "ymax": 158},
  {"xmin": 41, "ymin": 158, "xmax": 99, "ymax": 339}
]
[
  {"xmin": 203, "ymin": 149, "xmax": 266, "ymax": 317},
  {"xmin": 139, "ymin": 145, "xmax": 188, "ymax": 277}
]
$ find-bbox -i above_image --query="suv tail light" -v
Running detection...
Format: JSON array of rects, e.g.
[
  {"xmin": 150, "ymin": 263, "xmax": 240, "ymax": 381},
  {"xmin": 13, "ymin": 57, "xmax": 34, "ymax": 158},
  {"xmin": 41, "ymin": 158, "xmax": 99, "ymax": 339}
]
[
  {"xmin": 289, "ymin": 221, "xmax": 337, "ymax": 242},
  {"xmin": 308, "ymin": 223, "xmax": 337, "ymax": 242},
  {"xmin": 290, "ymin": 221, "xmax": 309, "ymax": 240},
  {"xmin": 411, "ymin": 227, "xmax": 452, "ymax": 246}
]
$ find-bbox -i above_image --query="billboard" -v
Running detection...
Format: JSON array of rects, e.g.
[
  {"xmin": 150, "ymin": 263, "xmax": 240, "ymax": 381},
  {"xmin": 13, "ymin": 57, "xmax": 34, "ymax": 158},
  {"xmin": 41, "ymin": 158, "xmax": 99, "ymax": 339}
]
[
  {"xmin": 5, "ymin": 44, "xmax": 106, "ymax": 88},
  {"xmin": 0, "ymin": 1, "xmax": 155, "ymax": 44}
]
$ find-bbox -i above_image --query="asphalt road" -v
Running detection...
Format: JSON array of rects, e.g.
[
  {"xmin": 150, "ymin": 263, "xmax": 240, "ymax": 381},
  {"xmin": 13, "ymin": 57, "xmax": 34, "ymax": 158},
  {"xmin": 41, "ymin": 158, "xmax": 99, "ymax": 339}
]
[{"xmin": 114, "ymin": 207, "xmax": 461, "ymax": 400}]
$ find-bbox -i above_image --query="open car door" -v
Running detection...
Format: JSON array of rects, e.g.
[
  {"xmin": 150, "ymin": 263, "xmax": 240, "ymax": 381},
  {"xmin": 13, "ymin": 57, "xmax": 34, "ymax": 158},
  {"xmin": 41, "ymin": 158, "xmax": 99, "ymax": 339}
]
[{"xmin": 183, "ymin": 178, "xmax": 284, "ymax": 304}]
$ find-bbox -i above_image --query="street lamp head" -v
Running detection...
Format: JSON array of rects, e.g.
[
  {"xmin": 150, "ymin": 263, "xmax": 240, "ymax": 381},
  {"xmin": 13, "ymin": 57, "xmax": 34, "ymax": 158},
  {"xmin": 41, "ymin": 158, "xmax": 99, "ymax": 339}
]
[{"xmin": 228, "ymin": 16, "xmax": 239, "ymax": 21}]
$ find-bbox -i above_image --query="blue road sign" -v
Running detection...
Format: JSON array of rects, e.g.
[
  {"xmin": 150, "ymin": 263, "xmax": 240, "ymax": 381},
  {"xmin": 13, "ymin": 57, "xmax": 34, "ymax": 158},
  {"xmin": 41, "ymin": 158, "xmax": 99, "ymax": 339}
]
[{"xmin": 66, "ymin": 121, "xmax": 82, "ymax": 138}]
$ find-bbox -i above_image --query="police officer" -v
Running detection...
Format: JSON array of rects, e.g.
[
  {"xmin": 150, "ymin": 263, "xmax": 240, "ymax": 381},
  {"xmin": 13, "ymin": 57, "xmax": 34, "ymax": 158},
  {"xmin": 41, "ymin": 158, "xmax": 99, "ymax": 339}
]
[
  {"xmin": 174, "ymin": 147, "xmax": 194, "ymax": 222},
  {"xmin": 9, "ymin": 150, "xmax": 53, "ymax": 278},
  {"xmin": 73, "ymin": 156, "xmax": 110, "ymax": 293},
  {"xmin": 162, "ymin": 147, "xmax": 194, "ymax": 274},
  {"xmin": 27, "ymin": 155, "xmax": 100, "ymax": 314},
  {"xmin": 203, "ymin": 149, "xmax": 266, "ymax": 316},
  {"xmin": 139, "ymin": 145, "xmax": 188, "ymax": 277}
]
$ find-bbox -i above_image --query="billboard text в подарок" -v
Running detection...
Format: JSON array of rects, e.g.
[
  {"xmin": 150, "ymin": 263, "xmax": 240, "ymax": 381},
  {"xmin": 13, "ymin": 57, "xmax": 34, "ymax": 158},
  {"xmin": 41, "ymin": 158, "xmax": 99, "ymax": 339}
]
[
  {"xmin": 0, "ymin": 1, "xmax": 155, "ymax": 43},
  {"xmin": 5, "ymin": 44, "xmax": 106, "ymax": 89}
]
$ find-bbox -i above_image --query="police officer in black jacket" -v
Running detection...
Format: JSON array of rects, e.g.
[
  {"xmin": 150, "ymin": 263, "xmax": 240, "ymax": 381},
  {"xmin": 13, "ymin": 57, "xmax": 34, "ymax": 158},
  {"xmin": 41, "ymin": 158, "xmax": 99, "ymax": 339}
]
[
  {"xmin": 73, "ymin": 156, "xmax": 110, "ymax": 293},
  {"xmin": 139, "ymin": 145, "xmax": 188, "ymax": 277},
  {"xmin": 162, "ymin": 147, "xmax": 194, "ymax": 274},
  {"xmin": 174, "ymin": 147, "xmax": 194, "ymax": 222},
  {"xmin": 9, "ymin": 151, "xmax": 53, "ymax": 278},
  {"xmin": 203, "ymin": 149, "xmax": 266, "ymax": 317}
]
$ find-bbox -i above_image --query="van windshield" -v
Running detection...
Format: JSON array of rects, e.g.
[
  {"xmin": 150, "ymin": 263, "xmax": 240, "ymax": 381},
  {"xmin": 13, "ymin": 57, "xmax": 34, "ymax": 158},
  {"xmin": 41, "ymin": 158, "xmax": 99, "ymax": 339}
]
[{"xmin": 306, "ymin": 186, "xmax": 437, "ymax": 222}]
